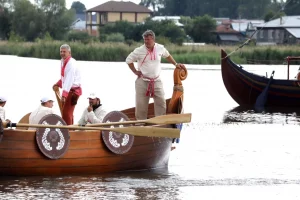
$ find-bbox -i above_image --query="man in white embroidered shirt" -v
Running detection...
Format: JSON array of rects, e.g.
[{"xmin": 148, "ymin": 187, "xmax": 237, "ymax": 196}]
[
  {"xmin": 125, "ymin": 30, "xmax": 186, "ymax": 120},
  {"xmin": 78, "ymin": 93, "xmax": 107, "ymax": 125},
  {"xmin": 53, "ymin": 44, "xmax": 82, "ymax": 125}
]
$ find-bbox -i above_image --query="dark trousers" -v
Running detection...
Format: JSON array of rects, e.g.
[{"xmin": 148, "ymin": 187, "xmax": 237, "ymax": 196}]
[{"xmin": 62, "ymin": 90, "xmax": 79, "ymax": 125}]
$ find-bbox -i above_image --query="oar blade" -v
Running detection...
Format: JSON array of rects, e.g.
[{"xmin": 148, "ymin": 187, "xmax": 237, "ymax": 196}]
[
  {"xmin": 255, "ymin": 71, "xmax": 275, "ymax": 111},
  {"xmin": 147, "ymin": 113, "xmax": 192, "ymax": 125},
  {"xmin": 110, "ymin": 126, "xmax": 180, "ymax": 138},
  {"xmin": 53, "ymin": 86, "xmax": 63, "ymax": 116}
]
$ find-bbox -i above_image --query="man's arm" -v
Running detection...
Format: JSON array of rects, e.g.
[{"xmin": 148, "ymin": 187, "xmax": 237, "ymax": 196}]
[
  {"xmin": 165, "ymin": 55, "xmax": 186, "ymax": 70},
  {"xmin": 128, "ymin": 63, "xmax": 142, "ymax": 77},
  {"xmin": 165, "ymin": 55, "xmax": 178, "ymax": 67},
  {"xmin": 126, "ymin": 49, "xmax": 142, "ymax": 77},
  {"xmin": 128, "ymin": 63, "xmax": 137, "ymax": 74}
]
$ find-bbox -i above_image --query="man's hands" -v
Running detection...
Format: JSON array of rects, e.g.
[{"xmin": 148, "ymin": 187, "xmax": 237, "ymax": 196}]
[
  {"xmin": 176, "ymin": 63, "xmax": 186, "ymax": 70},
  {"xmin": 61, "ymin": 96, "xmax": 66, "ymax": 105},
  {"xmin": 53, "ymin": 84, "xmax": 59, "ymax": 91},
  {"xmin": 87, "ymin": 103, "xmax": 93, "ymax": 112},
  {"xmin": 134, "ymin": 71, "xmax": 142, "ymax": 78}
]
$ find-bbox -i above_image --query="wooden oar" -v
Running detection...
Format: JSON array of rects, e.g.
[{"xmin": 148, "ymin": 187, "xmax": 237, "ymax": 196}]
[
  {"xmin": 3, "ymin": 122, "xmax": 180, "ymax": 138},
  {"xmin": 53, "ymin": 86, "xmax": 63, "ymax": 116},
  {"xmin": 86, "ymin": 113, "xmax": 192, "ymax": 127},
  {"xmin": 255, "ymin": 70, "xmax": 275, "ymax": 111}
]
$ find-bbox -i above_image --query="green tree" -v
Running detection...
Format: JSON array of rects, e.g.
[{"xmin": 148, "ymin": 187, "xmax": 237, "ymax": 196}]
[
  {"xmin": 0, "ymin": 7, "xmax": 11, "ymax": 39},
  {"xmin": 264, "ymin": 11, "xmax": 275, "ymax": 22},
  {"xmin": 71, "ymin": 1, "xmax": 86, "ymax": 13},
  {"xmin": 100, "ymin": 20, "xmax": 135, "ymax": 40},
  {"xmin": 284, "ymin": 0, "xmax": 300, "ymax": 15},
  {"xmin": 0, "ymin": 0, "xmax": 13, "ymax": 9},
  {"xmin": 161, "ymin": 0, "xmax": 187, "ymax": 15},
  {"xmin": 158, "ymin": 0, "xmax": 274, "ymax": 19},
  {"xmin": 264, "ymin": 10, "xmax": 285, "ymax": 22},
  {"xmin": 10, "ymin": 0, "xmax": 46, "ymax": 41},
  {"xmin": 185, "ymin": 15, "xmax": 216, "ymax": 43},
  {"xmin": 161, "ymin": 23, "xmax": 186, "ymax": 45},
  {"xmin": 131, "ymin": 18, "xmax": 186, "ymax": 44},
  {"xmin": 39, "ymin": 0, "xmax": 75, "ymax": 40},
  {"xmin": 100, "ymin": 18, "xmax": 186, "ymax": 45},
  {"xmin": 139, "ymin": 0, "xmax": 163, "ymax": 13}
]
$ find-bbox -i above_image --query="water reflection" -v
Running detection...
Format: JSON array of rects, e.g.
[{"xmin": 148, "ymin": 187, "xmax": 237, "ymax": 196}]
[
  {"xmin": 1, "ymin": 169, "xmax": 300, "ymax": 200},
  {"xmin": 223, "ymin": 106, "xmax": 300, "ymax": 125},
  {"xmin": 0, "ymin": 169, "xmax": 181, "ymax": 200}
]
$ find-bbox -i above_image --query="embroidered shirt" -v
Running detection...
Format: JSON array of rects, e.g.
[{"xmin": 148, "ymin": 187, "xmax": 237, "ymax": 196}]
[
  {"xmin": 126, "ymin": 43, "xmax": 170, "ymax": 80},
  {"xmin": 56, "ymin": 57, "xmax": 82, "ymax": 98}
]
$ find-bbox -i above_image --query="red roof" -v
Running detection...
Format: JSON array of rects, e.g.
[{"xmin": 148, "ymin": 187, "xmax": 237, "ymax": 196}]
[
  {"xmin": 86, "ymin": 1, "xmax": 152, "ymax": 13},
  {"xmin": 216, "ymin": 24, "xmax": 239, "ymax": 33}
]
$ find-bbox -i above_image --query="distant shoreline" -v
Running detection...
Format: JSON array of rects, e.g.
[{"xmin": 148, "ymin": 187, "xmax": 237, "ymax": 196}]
[{"xmin": 1, "ymin": 41, "xmax": 300, "ymax": 65}]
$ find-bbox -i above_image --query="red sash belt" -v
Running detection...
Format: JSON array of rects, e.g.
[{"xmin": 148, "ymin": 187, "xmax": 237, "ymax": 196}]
[{"xmin": 142, "ymin": 76, "xmax": 159, "ymax": 97}]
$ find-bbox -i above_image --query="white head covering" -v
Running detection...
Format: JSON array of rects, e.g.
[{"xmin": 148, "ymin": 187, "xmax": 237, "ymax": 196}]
[
  {"xmin": 41, "ymin": 96, "xmax": 55, "ymax": 103},
  {"xmin": 87, "ymin": 93, "xmax": 99, "ymax": 99},
  {"xmin": 0, "ymin": 96, "xmax": 7, "ymax": 102}
]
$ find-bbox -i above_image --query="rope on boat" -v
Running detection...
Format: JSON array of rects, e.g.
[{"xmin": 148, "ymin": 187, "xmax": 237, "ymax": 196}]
[{"xmin": 222, "ymin": 0, "xmax": 294, "ymax": 60}]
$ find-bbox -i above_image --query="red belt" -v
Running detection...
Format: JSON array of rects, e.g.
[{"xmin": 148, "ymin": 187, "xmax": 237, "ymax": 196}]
[{"xmin": 142, "ymin": 76, "xmax": 159, "ymax": 97}]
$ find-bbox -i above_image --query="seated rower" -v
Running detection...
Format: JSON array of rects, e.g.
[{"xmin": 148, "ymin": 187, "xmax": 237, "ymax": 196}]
[
  {"xmin": 29, "ymin": 96, "xmax": 55, "ymax": 130},
  {"xmin": 0, "ymin": 95, "xmax": 10, "ymax": 123},
  {"xmin": 78, "ymin": 93, "xmax": 107, "ymax": 125}
]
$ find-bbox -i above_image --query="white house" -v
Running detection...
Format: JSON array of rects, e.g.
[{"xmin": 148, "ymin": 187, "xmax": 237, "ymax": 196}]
[
  {"xmin": 151, "ymin": 16, "xmax": 184, "ymax": 27},
  {"xmin": 71, "ymin": 13, "xmax": 97, "ymax": 31},
  {"xmin": 255, "ymin": 16, "xmax": 300, "ymax": 45}
]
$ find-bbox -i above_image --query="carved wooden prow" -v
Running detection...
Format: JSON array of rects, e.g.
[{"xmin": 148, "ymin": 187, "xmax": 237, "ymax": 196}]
[{"xmin": 167, "ymin": 67, "xmax": 188, "ymax": 114}]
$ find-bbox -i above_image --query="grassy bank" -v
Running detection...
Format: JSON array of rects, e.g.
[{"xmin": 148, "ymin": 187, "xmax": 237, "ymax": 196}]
[{"xmin": 0, "ymin": 41, "xmax": 299, "ymax": 64}]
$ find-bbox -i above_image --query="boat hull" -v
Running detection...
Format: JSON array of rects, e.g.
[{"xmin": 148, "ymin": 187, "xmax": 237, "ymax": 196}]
[
  {"xmin": 0, "ymin": 128, "xmax": 172, "ymax": 176},
  {"xmin": 0, "ymin": 67, "xmax": 188, "ymax": 176},
  {"xmin": 221, "ymin": 49, "xmax": 300, "ymax": 107}
]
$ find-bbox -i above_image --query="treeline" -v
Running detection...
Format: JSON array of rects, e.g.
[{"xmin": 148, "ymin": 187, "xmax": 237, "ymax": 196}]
[
  {"xmin": 0, "ymin": 0, "xmax": 217, "ymax": 44},
  {"xmin": 140, "ymin": 0, "xmax": 300, "ymax": 19},
  {"xmin": 99, "ymin": 16, "xmax": 216, "ymax": 44},
  {"xmin": 0, "ymin": 0, "xmax": 74, "ymax": 41},
  {"xmin": 1, "ymin": 0, "xmax": 299, "ymax": 44}
]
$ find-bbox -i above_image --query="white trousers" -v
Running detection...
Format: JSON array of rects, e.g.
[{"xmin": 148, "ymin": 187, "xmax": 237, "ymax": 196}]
[{"xmin": 135, "ymin": 78, "xmax": 166, "ymax": 120}]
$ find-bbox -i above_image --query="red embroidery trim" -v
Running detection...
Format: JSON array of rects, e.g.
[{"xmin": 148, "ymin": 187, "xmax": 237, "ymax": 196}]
[
  {"xmin": 61, "ymin": 56, "xmax": 71, "ymax": 77},
  {"xmin": 141, "ymin": 46, "xmax": 156, "ymax": 66}
]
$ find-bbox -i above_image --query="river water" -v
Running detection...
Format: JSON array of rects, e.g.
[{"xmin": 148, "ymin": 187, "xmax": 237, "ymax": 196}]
[{"xmin": 1, "ymin": 55, "xmax": 300, "ymax": 199}]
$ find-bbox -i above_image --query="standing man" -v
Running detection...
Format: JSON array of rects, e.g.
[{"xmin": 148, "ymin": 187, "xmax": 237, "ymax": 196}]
[
  {"xmin": 29, "ymin": 96, "xmax": 55, "ymax": 129},
  {"xmin": 53, "ymin": 44, "xmax": 82, "ymax": 125},
  {"xmin": 0, "ymin": 96, "xmax": 10, "ymax": 123},
  {"xmin": 125, "ymin": 30, "xmax": 186, "ymax": 120},
  {"xmin": 78, "ymin": 93, "xmax": 107, "ymax": 125}
]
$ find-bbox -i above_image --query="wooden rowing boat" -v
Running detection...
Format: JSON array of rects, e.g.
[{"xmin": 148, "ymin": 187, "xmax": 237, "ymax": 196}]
[
  {"xmin": 221, "ymin": 49, "xmax": 300, "ymax": 107},
  {"xmin": 0, "ymin": 67, "xmax": 188, "ymax": 176}
]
